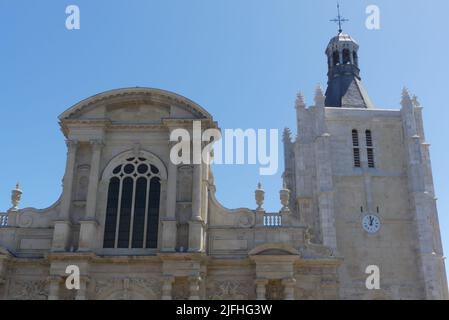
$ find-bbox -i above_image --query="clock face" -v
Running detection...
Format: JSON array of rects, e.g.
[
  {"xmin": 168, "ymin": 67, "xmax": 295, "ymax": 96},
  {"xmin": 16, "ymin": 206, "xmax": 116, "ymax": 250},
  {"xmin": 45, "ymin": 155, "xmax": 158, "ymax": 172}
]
[{"xmin": 362, "ymin": 215, "xmax": 381, "ymax": 234}]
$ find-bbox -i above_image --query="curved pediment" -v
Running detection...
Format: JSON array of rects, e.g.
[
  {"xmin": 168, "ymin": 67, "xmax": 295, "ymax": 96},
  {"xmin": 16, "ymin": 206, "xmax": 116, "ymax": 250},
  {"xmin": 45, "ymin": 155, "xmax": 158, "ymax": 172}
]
[
  {"xmin": 248, "ymin": 243, "xmax": 300, "ymax": 256},
  {"xmin": 59, "ymin": 87, "xmax": 213, "ymax": 123}
]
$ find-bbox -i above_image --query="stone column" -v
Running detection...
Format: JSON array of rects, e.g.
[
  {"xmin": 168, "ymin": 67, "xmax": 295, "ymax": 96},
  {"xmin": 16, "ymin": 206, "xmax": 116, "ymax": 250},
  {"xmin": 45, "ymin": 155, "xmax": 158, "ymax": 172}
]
[
  {"xmin": 189, "ymin": 276, "xmax": 201, "ymax": 300},
  {"xmin": 52, "ymin": 140, "xmax": 78, "ymax": 251},
  {"xmin": 161, "ymin": 276, "xmax": 175, "ymax": 300},
  {"xmin": 75, "ymin": 276, "xmax": 89, "ymax": 300},
  {"xmin": 48, "ymin": 276, "xmax": 62, "ymax": 300},
  {"xmin": 282, "ymin": 278, "xmax": 296, "ymax": 300},
  {"xmin": 79, "ymin": 140, "xmax": 104, "ymax": 251},
  {"xmin": 161, "ymin": 142, "xmax": 178, "ymax": 252},
  {"xmin": 255, "ymin": 279, "xmax": 268, "ymax": 300}
]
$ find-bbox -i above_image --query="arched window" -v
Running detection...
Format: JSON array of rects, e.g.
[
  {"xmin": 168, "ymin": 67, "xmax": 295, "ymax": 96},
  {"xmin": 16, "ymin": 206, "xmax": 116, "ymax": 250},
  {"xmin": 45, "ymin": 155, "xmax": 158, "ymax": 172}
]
[
  {"xmin": 332, "ymin": 51, "xmax": 340, "ymax": 66},
  {"xmin": 352, "ymin": 130, "xmax": 361, "ymax": 168},
  {"xmin": 366, "ymin": 130, "xmax": 375, "ymax": 168},
  {"xmin": 103, "ymin": 157, "xmax": 161, "ymax": 249},
  {"xmin": 343, "ymin": 49, "xmax": 351, "ymax": 64},
  {"xmin": 353, "ymin": 51, "xmax": 358, "ymax": 66}
]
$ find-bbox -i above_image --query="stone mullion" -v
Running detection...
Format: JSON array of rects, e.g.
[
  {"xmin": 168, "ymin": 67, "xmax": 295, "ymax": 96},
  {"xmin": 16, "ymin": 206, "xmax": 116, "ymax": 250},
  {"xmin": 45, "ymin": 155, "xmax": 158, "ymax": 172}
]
[
  {"xmin": 128, "ymin": 177, "xmax": 138, "ymax": 249},
  {"xmin": 142, "ymin": 177, "xmax": 151, "ymax": 248},
  {"xmin": 113, "ymin": 178, "xmax": 124, "ymax": 249}
]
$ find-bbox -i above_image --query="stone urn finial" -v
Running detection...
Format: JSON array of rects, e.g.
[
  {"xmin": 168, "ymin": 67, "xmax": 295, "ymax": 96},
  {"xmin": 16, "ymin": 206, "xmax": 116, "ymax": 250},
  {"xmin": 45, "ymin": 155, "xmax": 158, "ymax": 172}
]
[
  {"xmin": 10, "ymin": 183, "xmax": 23, "ymax": 211},
  {"xmin": 255, "ymin": 183, "xmax": 265, "ymax": 211},
  {"xmin": 280, "ymin": 182, "xmax": 290, "ymax": 213}
]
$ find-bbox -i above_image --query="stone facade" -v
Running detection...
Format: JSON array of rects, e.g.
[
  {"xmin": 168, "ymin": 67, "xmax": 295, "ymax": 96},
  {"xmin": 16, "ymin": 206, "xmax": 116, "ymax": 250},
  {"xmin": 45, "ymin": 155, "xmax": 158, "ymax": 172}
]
[{"xmin": 0, "ymin": 33, "xmax": 447, "ymax": 300}]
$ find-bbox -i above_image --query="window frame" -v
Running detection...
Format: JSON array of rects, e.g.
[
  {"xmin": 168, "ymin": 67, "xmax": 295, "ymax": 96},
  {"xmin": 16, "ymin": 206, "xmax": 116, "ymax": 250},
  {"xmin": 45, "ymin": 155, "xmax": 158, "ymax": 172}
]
[{"xmin": 103, "ymin": 156, "xmax": 163, "ymax": 250}]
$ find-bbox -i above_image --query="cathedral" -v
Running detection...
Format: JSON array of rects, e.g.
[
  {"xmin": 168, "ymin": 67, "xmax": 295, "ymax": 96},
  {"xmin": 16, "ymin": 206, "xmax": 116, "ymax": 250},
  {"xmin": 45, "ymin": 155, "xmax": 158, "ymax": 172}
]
[{"xmin": 0, "ymin": 30, "xmax": 448, "ymax": 300}]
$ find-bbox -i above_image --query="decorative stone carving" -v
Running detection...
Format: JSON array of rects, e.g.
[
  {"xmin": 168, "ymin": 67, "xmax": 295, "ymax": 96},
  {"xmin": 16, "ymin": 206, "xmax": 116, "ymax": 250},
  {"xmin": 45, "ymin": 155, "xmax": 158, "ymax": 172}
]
[
  {"xmin": 304, "ymin": 227, "xmax": 315, "ymax": 245},
  {"xmin": 9, "ymin": 183, "xmax": 22, "ymax": 211},
  {"xmin": 17, "ymin": 213, "xmax": 33, "ymax": 228},
  {"xmin": 94, "ymin": 277, "xmax": 161, "ymax": 300},
  {"xmin": 236, "ymin": 214, "xmax": 255, "ymax": 228},
  {"xmin": 9, "ymin": 280, "xmax": 48, "ymax": 300},
  {"xmin": 208, "ymin": 280, "xmax": 250, "ymax": 300},
  {"xmin": 129, "ymin": 278, "xmax": 161, "ymax": 297},
  {"xmin": 279, "ymin": 182, "xmax": 291, "ymax": 213},
  {"xmin": 255, "ymin": 183, "xmax": 265, "ymax": 211}
]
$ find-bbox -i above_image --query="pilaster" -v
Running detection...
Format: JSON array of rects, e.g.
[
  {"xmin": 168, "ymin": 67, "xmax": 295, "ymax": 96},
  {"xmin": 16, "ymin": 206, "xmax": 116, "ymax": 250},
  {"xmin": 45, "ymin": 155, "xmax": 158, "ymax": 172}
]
[
  {"xmin": 188, "ymin": 275, "xmax": 201, "ymax": 300},
  {"xmin": 52, "ymin": 140, "xmax": 78, "ymax": 251},
  {"xmin": 282, "ymin": 278, "xmax": 296, "ymax": 300},
  {"xmin": 162, "ymin": 140, "xmax": 178, "ymax": 252},
  {"xmin": 161, "ymin": 276, "xmax": 175, "ymax": 300},
  {"xmin": 78, "ymin": 140, "xmax": 104, "ymax": 251},
  {"xmin": 255, "ymin": 279, "xmax": 268, "ymax": 300}
]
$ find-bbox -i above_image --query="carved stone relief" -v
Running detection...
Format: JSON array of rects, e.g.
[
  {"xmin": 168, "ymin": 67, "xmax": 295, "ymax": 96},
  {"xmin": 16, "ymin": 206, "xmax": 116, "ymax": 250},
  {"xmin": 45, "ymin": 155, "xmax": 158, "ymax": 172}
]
[
  {"xmin": 94, "ymin": 277, "xmax": 161, "ymax": 300},
  {"xmin": 207, "ymin": 280, "xmax": 251, "ymax": 300},
  {"xmin": 8, "ymin": 279, "xmax": 48, "ymax": 300}
]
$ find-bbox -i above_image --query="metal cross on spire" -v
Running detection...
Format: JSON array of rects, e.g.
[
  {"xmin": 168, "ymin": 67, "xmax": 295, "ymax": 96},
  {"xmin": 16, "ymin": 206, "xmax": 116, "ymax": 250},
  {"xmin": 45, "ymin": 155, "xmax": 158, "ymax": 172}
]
[{"xmin": 330, "ymin": 3, "xmax": 349, "ymax": 34}]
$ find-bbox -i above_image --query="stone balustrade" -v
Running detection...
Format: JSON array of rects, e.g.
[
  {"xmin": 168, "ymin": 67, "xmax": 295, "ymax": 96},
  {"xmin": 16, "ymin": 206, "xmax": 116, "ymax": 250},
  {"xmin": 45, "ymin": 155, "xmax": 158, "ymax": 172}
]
[
  {"xmin": 264, "ymin": 213, "xmax": 282, "ymax": 227},
  {"xmin": 0, "ymin": 213, "xmax": 7, "ymax": 228}
]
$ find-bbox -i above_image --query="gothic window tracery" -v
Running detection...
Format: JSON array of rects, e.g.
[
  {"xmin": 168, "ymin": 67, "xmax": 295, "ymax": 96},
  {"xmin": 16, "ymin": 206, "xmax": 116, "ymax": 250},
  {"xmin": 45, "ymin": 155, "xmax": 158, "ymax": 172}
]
[{"xmin": 103, "ymin": 157, "xmax": 161, "ymax": 249}]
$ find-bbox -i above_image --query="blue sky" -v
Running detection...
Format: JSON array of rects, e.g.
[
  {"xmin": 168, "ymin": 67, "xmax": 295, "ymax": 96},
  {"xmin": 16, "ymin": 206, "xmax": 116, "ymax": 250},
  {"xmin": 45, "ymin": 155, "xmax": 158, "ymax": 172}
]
[{"xmin": 0, "ymin": 0, "xmax": 448, "ymax": 275}]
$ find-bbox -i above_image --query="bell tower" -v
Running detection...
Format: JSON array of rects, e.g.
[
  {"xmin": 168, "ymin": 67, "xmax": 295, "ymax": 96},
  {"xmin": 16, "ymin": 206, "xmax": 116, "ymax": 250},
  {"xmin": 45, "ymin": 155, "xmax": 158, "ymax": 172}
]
[{"xmin": 325, "ymin": 5, "xmax": 374, "ymax": 108}]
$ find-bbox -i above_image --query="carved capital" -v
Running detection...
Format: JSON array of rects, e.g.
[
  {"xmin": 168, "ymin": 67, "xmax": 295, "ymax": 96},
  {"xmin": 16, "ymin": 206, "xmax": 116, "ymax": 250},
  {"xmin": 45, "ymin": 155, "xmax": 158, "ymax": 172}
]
[
  {"xmin": 66, "ymin": 140, "xmax": 79, "ymax": 151},
  {"xmin": 282, "ymin": 278, "xmax": 296, "ymax": 287},
  {"xmin": 90, "ymin": 139, "xmax": 104, "ymax": 151}
]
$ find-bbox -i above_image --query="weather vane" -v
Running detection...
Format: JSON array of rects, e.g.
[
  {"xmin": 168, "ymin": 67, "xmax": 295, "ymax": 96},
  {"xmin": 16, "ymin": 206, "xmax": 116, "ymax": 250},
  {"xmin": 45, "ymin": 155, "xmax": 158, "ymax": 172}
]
[{"xmin": 330, "ymin": 3, "xmax": 349, "ymax": 34}]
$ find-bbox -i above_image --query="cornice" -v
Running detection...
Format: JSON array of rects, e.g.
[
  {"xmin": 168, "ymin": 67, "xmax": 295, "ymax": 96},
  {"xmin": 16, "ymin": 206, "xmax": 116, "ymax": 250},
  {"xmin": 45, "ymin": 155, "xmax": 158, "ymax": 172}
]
[{"xmin": 59, "ymin": 87, "xmax": 213, "ymax": 121}]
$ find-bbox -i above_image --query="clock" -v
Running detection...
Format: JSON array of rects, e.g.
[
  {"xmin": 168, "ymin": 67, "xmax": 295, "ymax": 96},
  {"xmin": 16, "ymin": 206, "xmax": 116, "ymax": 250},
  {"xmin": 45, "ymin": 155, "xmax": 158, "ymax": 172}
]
[{"xmin": 362, "ymin": 214, "xmax": 381, "ymax": 234}]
